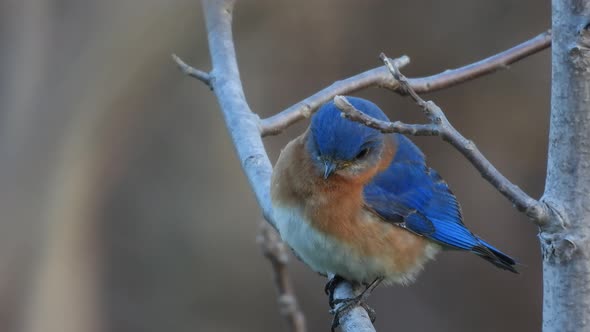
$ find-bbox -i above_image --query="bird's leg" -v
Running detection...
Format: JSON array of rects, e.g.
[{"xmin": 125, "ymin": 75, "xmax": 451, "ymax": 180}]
[
  {"xmin": 325, "ymin": 275, "xmax": 346, "ymax": 309},
  {"xmin": 331, "ymin": 277, "xmax": 382, "ymax": 310},
  {"xmin": 328, "ymin": 277, "xmax": 383, "ymax": 331}
]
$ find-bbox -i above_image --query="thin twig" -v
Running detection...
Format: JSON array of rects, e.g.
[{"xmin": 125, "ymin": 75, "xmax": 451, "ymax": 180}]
[
  {"xmin": 381, "ymin": 54, "xmax": 432, "ymax": 114},
  {"xmin": 260, "ymin": 30, "xmax": 551, "ymax": 136},
  {"xmin": 334, "ymin": 55, "xmax": 550, "ymax": 225},
  {"xmin": 257, "ymin": 222, "xmax": 307, "ymax": 332},
  {"xmin": 336, "ymin": 96, "xmax": 439, "ymax": 136},
  {"xmin": 172, "ymin": 54, "xmax": 212, "ymax": 88}
]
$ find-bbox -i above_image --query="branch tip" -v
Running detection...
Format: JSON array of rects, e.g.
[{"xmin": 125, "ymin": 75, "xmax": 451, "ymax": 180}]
[{"xmin": 171, "ymin": 53, "xmax": 212, "ymax": 87}]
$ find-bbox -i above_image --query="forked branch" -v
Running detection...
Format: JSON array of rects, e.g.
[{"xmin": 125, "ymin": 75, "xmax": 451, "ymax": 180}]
[
  {"xmin": 261, "ymin": 31, "xmax": 551, "ymax": 136},
  {"xmin": 334, "ymin": 53, "xmax": 550, "ymax": 224}
]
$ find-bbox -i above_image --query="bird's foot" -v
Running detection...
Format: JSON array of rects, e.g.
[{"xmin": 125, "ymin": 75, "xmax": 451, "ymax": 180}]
[
  {"xmin": 326, "ymin": 277, "xmax": 382, "ymax": 331},
  {"xmin": 329, "ymin": 296, "xmax": 377, "ymax": 331},
  {"xmin": 325, "ymin": 275, "xmax": 345, "ymax": 308}
]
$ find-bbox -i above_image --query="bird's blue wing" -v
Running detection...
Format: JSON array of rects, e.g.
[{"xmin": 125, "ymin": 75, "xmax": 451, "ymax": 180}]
[
  {"xmin": 364, "ymin": 159, "xmax": 470, "ymax": 249},
  {"xmin": 365, "ymin": 135, "xmax": 463, "ymax": 236},
  {"xmin": 364, "ymin": 134, "xmax": 517, "ymax": 272}
]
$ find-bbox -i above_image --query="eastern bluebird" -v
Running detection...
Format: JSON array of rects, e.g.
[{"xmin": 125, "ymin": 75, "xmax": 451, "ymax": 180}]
[{"xmin": 270, "ymin": 96, "xmax": 517, "ymax": 326}]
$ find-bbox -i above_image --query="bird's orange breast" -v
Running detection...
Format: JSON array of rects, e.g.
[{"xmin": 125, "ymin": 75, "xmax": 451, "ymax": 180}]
[{"xmin": 271, "ymin": 132, "xmax": 439, "ymax": 284}]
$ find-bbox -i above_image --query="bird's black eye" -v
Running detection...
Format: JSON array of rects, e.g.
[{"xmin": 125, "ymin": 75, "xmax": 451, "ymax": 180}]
[{"xmin": 355, "ymin": 148, "xmax": 370, "ymax": 160}]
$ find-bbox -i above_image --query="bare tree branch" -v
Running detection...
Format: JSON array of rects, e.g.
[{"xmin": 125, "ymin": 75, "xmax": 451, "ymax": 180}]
[
  {"xmin": 261, "ymin": 30, "xmax": 551, "ymax": 137},
  {"xmin": 197, "ymin": 0, "xmax": 275, "ymax": 222},
  {"xmin": 334, "ymin": 54, "xmax": 550, "ymax": 224},
  {"xmin": 260, "ymin": 55, "xmax": 411, "ymax": 136},
  {"xmin": 407, "ymin": 30, "xmax": 551, "ymax": 92},
  {"xmin": 182, "ymin": 0, "xmax": 377, "ymax": 330},
  {"xmin": 171, "ymin": 54, "xmax": 212, "ymax": 87},
  {"xmin": 257, "ymin": 221, "xmax": 306, "ymax": 332},
  {"xmin": 335, "ymin": 100, "xmax": 440, "ymax": 136},
  {"xmin": 540, "ymin": 1, "xmax": 590, "ymax": 329}
]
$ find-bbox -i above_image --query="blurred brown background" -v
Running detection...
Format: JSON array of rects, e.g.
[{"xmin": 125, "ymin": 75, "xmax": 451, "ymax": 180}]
[{"xmin": 0, "ymin": 1, "xmax": 549, "ymax": 331}]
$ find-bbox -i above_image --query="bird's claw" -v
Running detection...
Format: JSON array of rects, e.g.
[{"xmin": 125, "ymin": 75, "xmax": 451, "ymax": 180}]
[
  {"xmin": 325, "ymin": 275, "xmax": 345, "ymax": 308},
  {"xmin": 326, "ymin": 277, "xmax": 382, "ymax": 331},
  {"xmin": 329, "ymin": 294, "xmax": 376, "ymax": 331},
  {"xmin": 325, "ymin": 275, "xmax": 344, "ymax": 295},
  {"xmin": 361, "ymin": 302, "xmax": 377, "ymax": 323}
]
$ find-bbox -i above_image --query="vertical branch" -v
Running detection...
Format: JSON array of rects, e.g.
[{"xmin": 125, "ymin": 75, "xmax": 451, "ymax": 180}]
[
  {"xmin": 258, "ymin": 222, "xmax": 306, "ymax": 332},
  {"xmin": 201, "ymin": 0, "xmax": 274, "ymax": 224},
  {"xmin": 195, "ymin": 0, "xmax": 376, "ymax": 330},
  {"xmin": 541, "ymin": 1, "xmax": 590, "ymax": 331}
]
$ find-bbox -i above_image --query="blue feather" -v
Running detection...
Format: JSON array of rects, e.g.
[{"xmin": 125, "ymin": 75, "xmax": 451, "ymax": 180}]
[
  {"xmin": 365, "ymin": 134, "xmax": 517, "ymax": 272},
  {"xmin": 311, "ymin": 97, "xmax": 387, "ymax": 162}
]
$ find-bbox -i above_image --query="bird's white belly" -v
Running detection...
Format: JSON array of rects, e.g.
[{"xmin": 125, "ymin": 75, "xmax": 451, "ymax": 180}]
[{"xmin": 273, "ymin": 204, "xmax": 439, "ymax": 284}]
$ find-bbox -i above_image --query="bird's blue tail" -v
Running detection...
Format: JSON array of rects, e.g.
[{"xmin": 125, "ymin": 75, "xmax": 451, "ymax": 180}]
[{"xmin": 472, "ymin": 239, "xmax": 518, "ymax": 273}]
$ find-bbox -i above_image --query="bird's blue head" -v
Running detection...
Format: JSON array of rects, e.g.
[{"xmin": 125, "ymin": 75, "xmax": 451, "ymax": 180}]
[{"xmin": 307, "ymin": 97, "xmax": 390, "ymax": 180}]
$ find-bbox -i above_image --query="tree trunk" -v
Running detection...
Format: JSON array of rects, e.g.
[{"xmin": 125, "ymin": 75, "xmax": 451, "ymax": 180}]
[{"xmin": 542, "ymin": 1, "xmax": 590, "ymax": 331}]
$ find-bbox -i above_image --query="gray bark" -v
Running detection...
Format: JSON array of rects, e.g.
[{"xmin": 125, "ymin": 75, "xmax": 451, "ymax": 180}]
[
  {"xmin": 202, "ymin": 0, "xmax": 274, "ymax": 224},
  {"xmin": 541, "ymin": 1, "xmax": 590, "ymax": 331}
]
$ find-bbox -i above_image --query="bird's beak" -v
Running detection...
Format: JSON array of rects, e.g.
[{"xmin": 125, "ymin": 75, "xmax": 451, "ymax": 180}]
[{"xmin": 323, "ymin": 160, "xmax": 337, "ymax": 179}]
